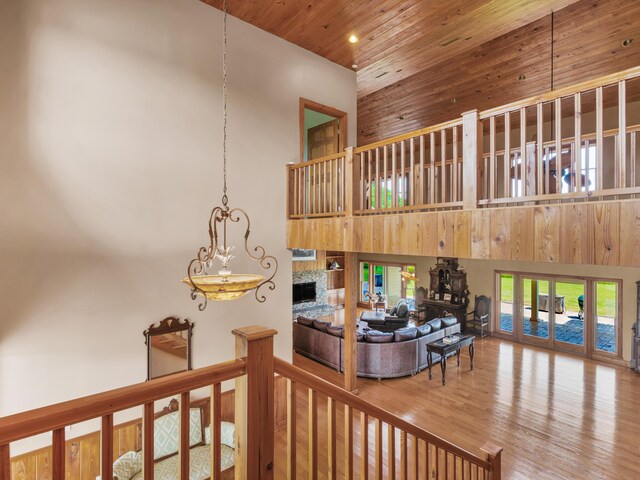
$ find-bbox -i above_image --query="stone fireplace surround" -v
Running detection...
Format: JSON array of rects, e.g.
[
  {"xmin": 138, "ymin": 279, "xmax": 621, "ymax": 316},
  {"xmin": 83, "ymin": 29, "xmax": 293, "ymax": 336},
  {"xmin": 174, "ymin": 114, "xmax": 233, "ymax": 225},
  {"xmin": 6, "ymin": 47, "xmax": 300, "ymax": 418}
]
[{"xmin": 292, "ymin": 269, "xmax": 334, "ymax": 320}]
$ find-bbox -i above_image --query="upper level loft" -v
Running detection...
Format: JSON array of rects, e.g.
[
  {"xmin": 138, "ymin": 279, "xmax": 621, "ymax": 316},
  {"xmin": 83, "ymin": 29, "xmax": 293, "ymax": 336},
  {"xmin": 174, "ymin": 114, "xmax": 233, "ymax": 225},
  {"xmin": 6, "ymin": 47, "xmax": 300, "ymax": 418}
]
[{"xmin": 286, "ymin": 66, "xmax": 640, "ymax": 267}]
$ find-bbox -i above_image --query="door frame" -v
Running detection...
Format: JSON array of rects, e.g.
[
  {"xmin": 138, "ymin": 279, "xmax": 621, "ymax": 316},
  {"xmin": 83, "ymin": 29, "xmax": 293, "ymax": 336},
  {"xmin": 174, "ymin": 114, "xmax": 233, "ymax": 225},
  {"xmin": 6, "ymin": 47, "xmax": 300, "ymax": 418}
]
[
  {"xmin": 494, "ymin": 270, "xmax": 623, "ymax": 361},
  {"xmin": 299, "ymin": 98, "xmax": 348, "ymax": 162}
]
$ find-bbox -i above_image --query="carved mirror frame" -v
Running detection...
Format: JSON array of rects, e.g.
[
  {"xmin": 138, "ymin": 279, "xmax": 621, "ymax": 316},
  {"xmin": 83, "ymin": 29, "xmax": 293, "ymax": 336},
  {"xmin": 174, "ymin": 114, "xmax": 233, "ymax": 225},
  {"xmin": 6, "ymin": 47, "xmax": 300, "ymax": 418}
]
[{"xmin": 144, "ymin": 316, "xmax": 194, "ymax": 381}]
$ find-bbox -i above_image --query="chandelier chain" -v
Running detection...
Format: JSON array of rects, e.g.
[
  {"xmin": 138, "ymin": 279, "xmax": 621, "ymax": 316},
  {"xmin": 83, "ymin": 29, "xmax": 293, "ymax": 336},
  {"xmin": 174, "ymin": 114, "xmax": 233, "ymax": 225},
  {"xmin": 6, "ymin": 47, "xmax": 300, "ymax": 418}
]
[{"xmin": 222, "ymin": 0, "xmax": 228, "ymax": 206}]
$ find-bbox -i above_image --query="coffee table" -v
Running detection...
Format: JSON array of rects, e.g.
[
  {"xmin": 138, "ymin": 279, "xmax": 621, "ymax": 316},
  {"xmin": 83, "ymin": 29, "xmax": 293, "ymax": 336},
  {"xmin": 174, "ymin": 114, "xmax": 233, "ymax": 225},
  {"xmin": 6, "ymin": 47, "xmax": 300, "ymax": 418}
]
[{"xmin": 426, "ymin": 334, "xmax": 475, "ymax": 385}]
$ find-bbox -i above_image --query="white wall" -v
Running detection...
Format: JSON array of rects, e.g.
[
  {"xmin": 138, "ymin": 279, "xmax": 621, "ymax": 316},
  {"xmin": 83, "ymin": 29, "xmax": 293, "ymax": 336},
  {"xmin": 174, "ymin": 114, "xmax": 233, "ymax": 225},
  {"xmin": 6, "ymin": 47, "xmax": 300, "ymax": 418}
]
[{"xmin": 0, "ymin": 0, "xmax": 356, "ymax": 430}]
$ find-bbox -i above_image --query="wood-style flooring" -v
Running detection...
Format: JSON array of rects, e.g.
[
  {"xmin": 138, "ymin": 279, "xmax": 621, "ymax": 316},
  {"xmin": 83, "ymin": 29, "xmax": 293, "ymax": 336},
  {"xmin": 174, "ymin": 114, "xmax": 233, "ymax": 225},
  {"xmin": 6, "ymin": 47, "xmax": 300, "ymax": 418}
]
[{"xmin": 275, "ymin": 337, "xmax": 640, "ymax": 479}]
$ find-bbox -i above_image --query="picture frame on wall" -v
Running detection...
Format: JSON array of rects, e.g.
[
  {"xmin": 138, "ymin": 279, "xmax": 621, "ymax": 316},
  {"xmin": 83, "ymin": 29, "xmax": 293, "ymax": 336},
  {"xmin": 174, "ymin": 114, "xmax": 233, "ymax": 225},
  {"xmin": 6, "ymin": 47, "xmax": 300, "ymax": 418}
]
[{"xmin": 292, "ymin": 249, "xmax": 316, "ymax": 261}]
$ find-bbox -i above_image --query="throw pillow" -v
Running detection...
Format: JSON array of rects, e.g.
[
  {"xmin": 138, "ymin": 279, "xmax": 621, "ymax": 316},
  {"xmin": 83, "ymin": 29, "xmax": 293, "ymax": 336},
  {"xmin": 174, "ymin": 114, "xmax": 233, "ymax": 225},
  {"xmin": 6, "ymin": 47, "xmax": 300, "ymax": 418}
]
[
  {"xmin": 364, "ymin": 330, "xmax": 394, "ymax": 343},
  {"xmin": 326, "ymin": 325, "xmax": 344, "ymax": 337},
  {"xmin": 427, "ymin": 318, "xmax": 442, "ymax": 331},
  {"xmin": 313, "ymin": 319, "xmax": 331, "ymax": 332},
  {"xmin": 415, "ymin": 324, "xmax": 432, "ymax": 337},
  {"xmin": 296, "ymin": 316, "xmax": 314, "ymax": 327},
  {"xmin": 440, "ymin": 316, "xmax": 457, "ymax": 327},
  {"xmin": 390, "ymin": 306, "xmax": 398, "ymax": 316},
  {"xmin": 393, "ymin": 327, "xmax": 417, "ymax": 342},
  {"xmin": 113, "ymin": 451, "xmax": 142, "ymax": 480},
  {"xmin": 396, "ymin": 303, "xmax": 409, "ymax": 318},
  {"xmin": 204, "ymin": 421, "xmax": 235, "ymax": 448}
]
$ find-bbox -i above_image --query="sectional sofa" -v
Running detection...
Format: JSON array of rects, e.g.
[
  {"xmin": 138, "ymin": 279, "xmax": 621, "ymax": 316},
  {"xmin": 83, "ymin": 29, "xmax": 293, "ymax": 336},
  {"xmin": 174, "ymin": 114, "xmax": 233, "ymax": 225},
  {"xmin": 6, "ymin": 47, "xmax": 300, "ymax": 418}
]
[{"xmin": 292, "ymin": 316, "xmax": 461, "ymax": 379}]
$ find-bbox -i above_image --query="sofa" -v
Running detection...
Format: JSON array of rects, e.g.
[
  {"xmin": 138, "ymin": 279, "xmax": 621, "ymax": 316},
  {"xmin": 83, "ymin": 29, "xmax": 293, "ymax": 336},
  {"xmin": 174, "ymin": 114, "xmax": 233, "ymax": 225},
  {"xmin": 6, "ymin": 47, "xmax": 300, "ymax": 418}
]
[{"xmin": 292, "ymin": 315, "xmax": 461, "ymax": 379}]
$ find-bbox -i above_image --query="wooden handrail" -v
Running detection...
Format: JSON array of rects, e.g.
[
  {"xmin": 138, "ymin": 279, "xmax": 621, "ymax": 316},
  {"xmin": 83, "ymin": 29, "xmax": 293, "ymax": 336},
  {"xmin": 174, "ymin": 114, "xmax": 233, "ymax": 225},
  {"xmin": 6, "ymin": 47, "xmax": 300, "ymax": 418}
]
[
  {"xmin": 0, "ymin": 358, "xmax": 246, "ymax": 445},
  {"xmin": 273, "ymin": 357, "xmax": 492, "ymax": 470},
  {"xmin": 355, "ymin": 118, "xmax": 463, "ymax": 154},
  {"xmin": 287, "ymin": 151, "xmax": 346, "ymax": 169},
  {"xmin": 479, "ymin": 65, "xmax": 640, "ymax": 119}
]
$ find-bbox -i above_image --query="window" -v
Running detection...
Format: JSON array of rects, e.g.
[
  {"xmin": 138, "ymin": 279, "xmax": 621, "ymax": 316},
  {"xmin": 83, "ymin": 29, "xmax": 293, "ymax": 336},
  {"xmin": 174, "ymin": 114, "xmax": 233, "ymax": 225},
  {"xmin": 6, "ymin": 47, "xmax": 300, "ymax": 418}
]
[{"xmin": 360, "ymin": 261, "xmax": 416, "ymax": 307}]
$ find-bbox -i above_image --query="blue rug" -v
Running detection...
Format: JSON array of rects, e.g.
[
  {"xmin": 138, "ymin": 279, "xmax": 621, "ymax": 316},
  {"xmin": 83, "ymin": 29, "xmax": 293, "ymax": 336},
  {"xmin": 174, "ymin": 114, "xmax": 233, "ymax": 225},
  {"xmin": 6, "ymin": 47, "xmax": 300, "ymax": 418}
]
[{"xmin": 499, "ymin": 313, "xmax": 615, "ymax": 353}]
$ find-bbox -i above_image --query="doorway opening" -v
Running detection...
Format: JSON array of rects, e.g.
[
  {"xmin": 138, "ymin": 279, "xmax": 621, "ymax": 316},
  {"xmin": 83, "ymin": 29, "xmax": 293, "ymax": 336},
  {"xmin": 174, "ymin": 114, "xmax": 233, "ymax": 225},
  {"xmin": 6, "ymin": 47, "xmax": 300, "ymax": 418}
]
[{"xmin": 299, "ymin": 98, "xmax": 348, "ymax": 162}]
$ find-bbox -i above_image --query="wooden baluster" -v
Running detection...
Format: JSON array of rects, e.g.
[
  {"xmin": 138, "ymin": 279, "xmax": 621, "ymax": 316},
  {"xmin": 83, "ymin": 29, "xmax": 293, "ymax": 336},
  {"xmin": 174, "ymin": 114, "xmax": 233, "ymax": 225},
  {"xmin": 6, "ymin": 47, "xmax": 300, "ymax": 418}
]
[
  {"xmin": 52, "ymin": 428, "xmax": 65, "ymax": 480},
  {"xmin": 412, "ymin": 436, "xmax": 418, "ymax": 480},
  {"xmin": 537, "ymin": 102, "xmax": 543, "ymax": 195},
  {"xmin": 430, "ymin": 132, "xmax": 436, "ymax": 204},
  {"xmin": 445, "ymin": 451, "xmax": 449, "ymax": 480},
  {"xmin": 631, "ymin": 132, "xmax": 637, "ymax": 189},
  {"xmin": 441, "ymin": 129, "xmax": 447, "ymax": 203},
  {"xmin": 555, "ymin": 99, "xmax": 562, "ymax": 195},
  {"xmin": 375, "ymin": 419, "xmax": 383, "ymax": 480},
  {"xmin": 400, "ymin": 430, "xmax": 407, "ymax": 480},
  {"xmin": 388, "ymin": 425, "xmax": 395, "ymax": 480},
  {"xmin": 419, "ymin": 135, "xmax": 425, "ymax": 205},
  {"xmin": 367, "ymin": 151, "xmax": 372, "ymax": 209},
  {"xmin": 453, "ymin": 125, "xmax": 459, "ymax": 202},
  {"xmin": 375, "ymin": 148, "xmax": 381, "ymax": 209},
  {"xmin": 211, "ymin": 383, "xmax": 222, "ymax": 480},
  {"xmin": 619, "ymin": 80, "xmax": 627, "ymax": 189},
  {"xmin": 302, "ymin": 166, "xmax": 307, "ymax": 215},
  {"xmin": 400, "ymin": 140, "xmax": 406, "ymax": 206},
  {"xmin": 233, "ymin": 326, "xmax": 277, "ymax": 480},
  {"xmin": 0, "ymin": 444, "xmax": 9, "ymax": 480},
  {"xmin": 382, "ymin": 146, "xmax": 388, "ymax": 208},
  {"xmin": 585, "ymin": 140, "xmax": 591, "ymax": 191},
  {"xmin": 328, "ymin": 398, "xmax": 337, "ymax": 480},
  {"xmin": 360, "ymin": 413, "xmax": 369, "ymax": 480},
  {"xmin": 489, "ymin": 116, "xmax": 496, "ymax": 200},
  {"xmin": 504, "ymin": 112, "xmax": 511, "ymax": 198},
  {"xmin": 575, "ymin": 92, "xmax": 582, "ymax": 192},
  {"xmin": 143, "ymin": 402, "xmax": 154, "ymax": 479},
  {"xmin": 544, "ymin": 147, "xmax": 550, "ymax": 195},
  {"xmin": 435, "ymin": 446, "xmax": 439, "ymax": 479},
  {"xmin": 287, "ymin": 379, "xmax": 297, "ymax": 480},
  {"xmin": 342, "ymin": 155, "xmax": 347, "ymax": 213},
  {"xmin": 309, "ymin": 389, "xmax": 318, "ymax": 480},
  {"xmin": 462, "ymin": 110, "xmax": 482, "ymax": 209},
  {"xmin": 101, "ymin": 414, "xmax": 114, "ymax": 480},
  {"xmin": 570, "ymin": 143, "xmax": 576, "ymax": 193},
  {"xmin": 323, "ymin": 160, "xmax": 328, "ymax": 213},
  {"xmin": 410, "ymin": 137, "xmax": 415, "ymax": 206},
  {"xmin": 287, "ymin": 166, "xmax": 293, "ymax": 219},
  {"xmin": 481, "ymin": 444, "xmax": 502, "ymax": 480},
  {"xmin": 596, "ymin": 86, "xmax": 604, "ymax": 190},
  {"xmin": 519, "ymin": 107, "xmax": 526, "ymax": 197},
  {"xmin": 425, "ymin": 442, "xmax": 430, "ymax": 480},
  {"xmin": 344, "ymin": 405, "xmax": 353, "ymax": 479},
  {"xmin": 392, "ymin": 143, "xmax": 397, "ymax": 208},
  {"xmin": 179, "ymin": 392, "xmax": 190, "ymax": 480}
]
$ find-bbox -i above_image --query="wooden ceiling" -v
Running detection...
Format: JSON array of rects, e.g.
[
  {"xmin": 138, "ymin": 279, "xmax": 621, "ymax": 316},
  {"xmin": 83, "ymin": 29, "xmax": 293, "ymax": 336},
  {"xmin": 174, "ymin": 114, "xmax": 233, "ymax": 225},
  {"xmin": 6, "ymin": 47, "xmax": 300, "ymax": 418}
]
[
  {"xmin": 200, "ymin": 0, "xmax": 640, "ymax": 144},
  {"xmin": 201, "ymin": 0, "xmax": 581, "ymax": 96}
]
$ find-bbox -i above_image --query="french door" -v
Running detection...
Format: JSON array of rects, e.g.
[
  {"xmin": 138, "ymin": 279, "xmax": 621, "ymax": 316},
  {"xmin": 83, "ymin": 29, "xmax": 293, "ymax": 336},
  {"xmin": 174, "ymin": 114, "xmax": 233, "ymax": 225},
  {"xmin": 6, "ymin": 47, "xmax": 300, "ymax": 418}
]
[{"xmin": 495, "ymin": 272, "xmax": 620, "ymax": 359}]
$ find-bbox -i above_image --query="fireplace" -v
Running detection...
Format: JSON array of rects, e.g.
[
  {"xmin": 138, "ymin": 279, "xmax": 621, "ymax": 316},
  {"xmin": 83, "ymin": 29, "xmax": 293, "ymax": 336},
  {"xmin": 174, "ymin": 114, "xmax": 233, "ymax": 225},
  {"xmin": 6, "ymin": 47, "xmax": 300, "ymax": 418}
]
[{"xmin": 293, "ymin": 282, "xmax": 316, "ymax": 304}]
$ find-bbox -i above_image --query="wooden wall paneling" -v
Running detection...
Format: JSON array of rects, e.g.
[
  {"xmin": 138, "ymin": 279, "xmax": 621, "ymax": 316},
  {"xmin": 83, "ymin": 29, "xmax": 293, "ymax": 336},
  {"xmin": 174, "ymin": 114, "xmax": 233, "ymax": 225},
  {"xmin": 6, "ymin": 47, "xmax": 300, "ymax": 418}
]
[
  {"xmin": 534, "ymin": 205, "xmax": 560, "ymax": 263},
  {"xmin": 593, "ymin": 202, "xmax": 620, "ymax": 266},
  {"xmin": 10, "ymin": 455, "xmax": 35, "ymax": 480},
  {"xmin": 620, "ymin": 200, "xmax": 640, "ymax": 266},
  {"xmin": 470, "ymin": 210, "xmax": 490, "ymax": 259},
  {"xmin": 453, "ymin": 211, "xmax": 471, "ymax": 258},
  {"xmin": 408, "ymin": 214, "xmax": 423, "ymax": 256},
  {"xmin": 420, "ymin": 212, "xmax": 438, "ymax": 257},
  {"xmin": 559, "ymin": 204, "xmax": 594, "ymax": 265},
  {"xmin": 353, "ymin": 216, "xmax": 372, "ymax": 253},
  {"xmin": 37, "ymin": 449, "xmax": 51, "ymax": 480},
  {"xmin": 384, "ymin": 215, "xmax": 401, "ymax": 253},
  {"xmin": 490, "ymin": 209, "xmax": 510, "ymax": 260},
  {"xmin": 372, "ymin": 216, "xmax": 385, "ymax": 253},
  {"xmin": 510, "ymin": 207, "xmax": 535, "ymax": 261},
  {"xmin": 79, "ymin": 434, "xmax": 99, "ymax": 480},
  {"xmin": 437, "ymin": 212, "xmax": 454, "ymax": 257}
]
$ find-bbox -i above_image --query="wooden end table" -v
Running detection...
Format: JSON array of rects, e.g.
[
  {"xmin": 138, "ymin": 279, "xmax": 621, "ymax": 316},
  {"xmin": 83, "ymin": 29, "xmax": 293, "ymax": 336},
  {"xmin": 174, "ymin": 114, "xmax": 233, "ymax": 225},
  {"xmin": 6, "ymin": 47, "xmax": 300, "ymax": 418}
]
[{"xmin": 426, "ymin": 334, "xmax": 475, "ymax": 385}]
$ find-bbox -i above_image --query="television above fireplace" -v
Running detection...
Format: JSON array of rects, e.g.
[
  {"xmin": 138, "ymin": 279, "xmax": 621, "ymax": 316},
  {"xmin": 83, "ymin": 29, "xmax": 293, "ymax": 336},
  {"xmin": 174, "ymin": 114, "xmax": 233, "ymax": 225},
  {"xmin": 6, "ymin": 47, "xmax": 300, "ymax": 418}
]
[{"xmin": 293, "ymin": 282, "xmax": 316, "ymax": 304}]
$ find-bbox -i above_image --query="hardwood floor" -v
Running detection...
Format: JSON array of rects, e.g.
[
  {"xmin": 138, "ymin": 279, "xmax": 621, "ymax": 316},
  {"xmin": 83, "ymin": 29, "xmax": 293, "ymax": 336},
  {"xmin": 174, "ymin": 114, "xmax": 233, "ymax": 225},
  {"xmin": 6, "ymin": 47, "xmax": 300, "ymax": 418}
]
[{"xmin": 276, "ymin": 337, "xmax": 640, "ymax": 479}]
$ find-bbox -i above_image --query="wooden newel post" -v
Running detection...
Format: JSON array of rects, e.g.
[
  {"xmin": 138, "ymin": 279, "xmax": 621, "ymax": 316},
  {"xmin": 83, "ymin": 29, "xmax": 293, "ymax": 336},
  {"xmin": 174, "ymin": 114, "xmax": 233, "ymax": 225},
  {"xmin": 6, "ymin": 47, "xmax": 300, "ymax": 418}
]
[
  {"xmin": 462, "ymin": 110, "xmax": 483, "ymax": 210},
  {"xmin": 233, "ymin": 326, "xmax": 278, "ymax": 480},
  {"xmin": 481, "ymin": 442, "xmax": 503, "ymax": 480}
]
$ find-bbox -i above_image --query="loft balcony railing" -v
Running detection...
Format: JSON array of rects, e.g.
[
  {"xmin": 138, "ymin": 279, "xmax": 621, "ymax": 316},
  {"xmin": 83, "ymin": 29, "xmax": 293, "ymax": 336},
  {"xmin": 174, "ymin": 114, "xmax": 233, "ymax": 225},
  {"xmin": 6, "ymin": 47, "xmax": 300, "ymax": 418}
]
[
  {"xmin": 286, "ymin": 66, "xmax": 640, "ymax": 219},
  {"xmin": 0, "ymin": 326, "xmax": 502, "ymax": 480}
]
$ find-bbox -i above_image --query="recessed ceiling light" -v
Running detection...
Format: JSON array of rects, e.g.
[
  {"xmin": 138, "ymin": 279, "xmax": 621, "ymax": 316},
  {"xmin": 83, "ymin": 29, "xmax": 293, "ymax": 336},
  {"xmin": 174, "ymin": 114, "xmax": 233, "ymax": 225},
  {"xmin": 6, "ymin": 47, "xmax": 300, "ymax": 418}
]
[
  {"xmin": 352, "ymin": 64, "xmax": 358, "ymax": 69},
  {"xmin": 348, "ymin": 34, "xmax": 359, "ymax": 44},
  {"xmin": 622, "ymin": 38, "xmax": 634, "ymax": 47}
]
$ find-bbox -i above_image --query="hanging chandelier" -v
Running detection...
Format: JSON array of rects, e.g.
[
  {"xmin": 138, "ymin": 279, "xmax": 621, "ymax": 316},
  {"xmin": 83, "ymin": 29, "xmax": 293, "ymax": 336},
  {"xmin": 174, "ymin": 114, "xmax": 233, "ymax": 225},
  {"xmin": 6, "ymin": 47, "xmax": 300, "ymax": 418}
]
[{"xmin": 183, "ymin": 0, "xmax": 277, "ymax": 310}]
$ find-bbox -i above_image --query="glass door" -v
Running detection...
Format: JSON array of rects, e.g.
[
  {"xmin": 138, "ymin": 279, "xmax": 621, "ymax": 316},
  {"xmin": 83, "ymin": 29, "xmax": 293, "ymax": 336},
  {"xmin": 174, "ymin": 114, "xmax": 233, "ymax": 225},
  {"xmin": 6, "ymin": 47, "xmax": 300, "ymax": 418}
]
[
  {"xmin": 593, "ymin": 281, "xmax": 619, "ymax": 355},
  {"xmin": 553, "ymin": 279, "xmax": 586, "ymax": 354},
  {"xmin": 497, "ymin": 273, "xmax": 515, "ymax": 335},
  {"xmin": 521, "ymin": 277, "xmax": 551, "ymax": 345}
]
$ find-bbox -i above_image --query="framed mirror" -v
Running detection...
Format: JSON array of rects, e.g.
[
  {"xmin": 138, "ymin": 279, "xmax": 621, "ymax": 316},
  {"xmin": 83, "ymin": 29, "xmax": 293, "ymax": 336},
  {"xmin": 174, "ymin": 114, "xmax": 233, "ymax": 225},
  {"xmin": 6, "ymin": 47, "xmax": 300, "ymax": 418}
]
[{"xmin": 144, "ymin": 316, "xmax": 193, "ymax": 380}]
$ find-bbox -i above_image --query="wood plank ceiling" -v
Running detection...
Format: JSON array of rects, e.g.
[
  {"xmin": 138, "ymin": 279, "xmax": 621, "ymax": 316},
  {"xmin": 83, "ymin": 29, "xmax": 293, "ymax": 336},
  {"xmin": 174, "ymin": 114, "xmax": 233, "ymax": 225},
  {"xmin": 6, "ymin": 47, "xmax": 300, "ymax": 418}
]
[{"xmin": 201, "ymin": 0, "xmax": 640, "ymax": 144}]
